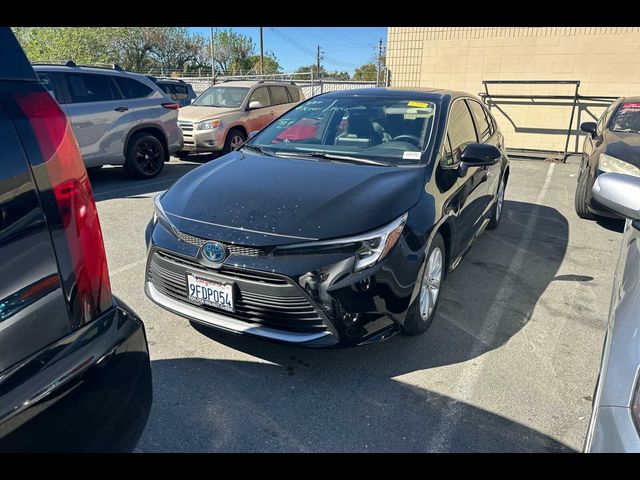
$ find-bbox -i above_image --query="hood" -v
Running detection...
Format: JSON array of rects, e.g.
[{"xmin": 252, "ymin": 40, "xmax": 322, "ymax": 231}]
[
  {"xmin": 161, "ymin": 150, "xmax": 425, "ymax": 247},
  {"xmin": 603, "ymin": 130, "xmax": 640, "ymax": 166},
  {"xmin": 178, "ymin": 105, "xmax": 240, "ymax": 123}
]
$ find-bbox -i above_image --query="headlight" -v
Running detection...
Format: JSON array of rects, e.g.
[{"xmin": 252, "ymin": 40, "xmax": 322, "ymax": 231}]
[
  {"xmin": 197, "ymin": 119, "xmax": 220, "ymax": 131},
  {"xmin": 276, "ymin": 213, "xmax": 408, "ymax": 272},
  {"xmin": 154, "ymin": 192, "xmax": 179, "ymax": 237},
  {"xmin": 598, "ymin": 154, "xmax": 640, "ymax": 177}
]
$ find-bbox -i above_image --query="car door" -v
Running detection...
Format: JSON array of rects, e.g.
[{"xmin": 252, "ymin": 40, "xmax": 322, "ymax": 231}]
[
  {"xmin": 467, "ymin": 99, "xmax": 503, "ymax": 217},
  {"xmin": 61, "ymin": 72, "xmax": 134, "ymax": 166},
  {"xmin": 443, "ymin": 99, "xmax": 489, "ymax": 258},
  {"xmin": 245, "ymin": 86, "xmax": 275, "ymax": 132},
  {"xmin": 269, "ymin": 85, "xmax": 293, "ymax": 118}
]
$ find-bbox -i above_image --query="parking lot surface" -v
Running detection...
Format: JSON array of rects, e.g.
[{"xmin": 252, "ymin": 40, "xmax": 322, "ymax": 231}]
[{"xmin": 91, "ymin": 156, "xmax": 623, "ymax": 452}]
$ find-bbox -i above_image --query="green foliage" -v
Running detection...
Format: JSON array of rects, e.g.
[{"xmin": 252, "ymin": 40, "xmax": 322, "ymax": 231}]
[
  {"xmin": 353, "ymin": 63, "xmax": 378, "ymax": 81},
  {"xmin": 294, "ymin": 64, "xmax": 350, "ymax": 80}
]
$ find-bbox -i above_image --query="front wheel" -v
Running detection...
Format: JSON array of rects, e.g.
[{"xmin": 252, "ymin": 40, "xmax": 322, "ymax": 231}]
[
  {"xmin": 222, "ymin": 128, "xmax": 246, "ymax": 155},
  {"xmin": 487, "ymin": 175, "xmax": 506, "ymax": 230},
  {"xmin": 574, "ymin": 168, "xmax": 595, "ymax": 220},
  {"xmin": 403, "ymin": 233, "xmax": 445, "ymax": 336}
]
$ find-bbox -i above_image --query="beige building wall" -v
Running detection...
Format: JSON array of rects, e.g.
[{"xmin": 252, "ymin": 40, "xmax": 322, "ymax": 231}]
[{"xmin": 386, "ymin": 27, "xmax": 640, "ymax": 152}]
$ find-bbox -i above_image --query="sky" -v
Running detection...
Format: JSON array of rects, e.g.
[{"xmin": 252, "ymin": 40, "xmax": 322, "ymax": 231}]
[{"xmin": 188, "ymin": 27, "xmax": 387, "ymax": 75}]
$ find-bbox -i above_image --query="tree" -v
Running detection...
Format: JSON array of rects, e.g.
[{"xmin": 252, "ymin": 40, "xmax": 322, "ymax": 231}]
[
  {"xmin": 353, "ymin": 63, "xmax": 378, "ymax": 81},
  {"xmin": 246, "ymin": 51, "xmax": 282, "ymax": 75},
  {"xmin": 209, "ymin": 29, "xmax": 255, "ymax": 75},
  {"xmin": 295, "ymin": 64, "xmax": 350, "ymax": 80}
]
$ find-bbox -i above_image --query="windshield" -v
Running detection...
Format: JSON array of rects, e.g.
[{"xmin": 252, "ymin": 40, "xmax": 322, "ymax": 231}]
[
  {"xmin": 192, "ymin": 86, "xmax": 249, "ymax": 108},
  {"xmin": 611, "ymin": 103, "xmax": 640, "ymax": 133},
  {"xmin": 246, "ymin": 96, "xmax": 438, "ymax": 166}
]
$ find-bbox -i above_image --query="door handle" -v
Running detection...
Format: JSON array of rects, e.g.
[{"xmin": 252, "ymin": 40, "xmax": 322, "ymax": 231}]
[{"xmin": 114, "ymin": 106, "xmax": 129, "ymax": 112}]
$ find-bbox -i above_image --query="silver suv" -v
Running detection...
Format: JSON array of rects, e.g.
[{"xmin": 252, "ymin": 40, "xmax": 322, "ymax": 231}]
[{"xmin": 33, "ymin": 61, "xmax": 183, "ymax": 179}]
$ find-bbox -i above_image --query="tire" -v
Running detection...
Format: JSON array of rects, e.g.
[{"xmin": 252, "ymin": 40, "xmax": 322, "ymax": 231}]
[
  {"xmin": 222, "ymin": 128, "xmax": 246, "ymax": 155},
  {"xmin": 403, "ymin": 233, "xmax": 446, "ymax": 336},
  {"xmin": 574, "ymin": 167, "xmax": 595, "ymax": 220},
  {"xmin": 487, "ymin": 175, "xmax": 506, "ymax": 230},
  {"xmin": 124, "ymin": 133, "xmax": 166, "ymax": 179}
]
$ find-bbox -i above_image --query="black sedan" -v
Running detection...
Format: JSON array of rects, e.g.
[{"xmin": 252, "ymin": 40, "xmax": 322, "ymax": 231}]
[
  {"xmin": 575, "ymin": 97, "xmax": 640, "ymax": 219},
  {"xmin": 145, "ymin": 88, "xmax": 510, "ymax": 347}
]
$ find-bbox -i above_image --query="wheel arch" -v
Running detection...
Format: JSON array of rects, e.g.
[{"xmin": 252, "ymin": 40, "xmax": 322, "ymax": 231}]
[{"xmin": 124, "ymin": 123, "xmax": 169, "ymax": 159}]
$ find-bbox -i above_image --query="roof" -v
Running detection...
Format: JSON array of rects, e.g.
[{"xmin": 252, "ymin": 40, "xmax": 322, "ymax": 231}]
[
  {"xmin": 320, "ymin": 86, "xmax": 475, "ymax": 101},
  {"xmin": 32, "ymin": 63, "xmax": 149, "ymax": 81}
]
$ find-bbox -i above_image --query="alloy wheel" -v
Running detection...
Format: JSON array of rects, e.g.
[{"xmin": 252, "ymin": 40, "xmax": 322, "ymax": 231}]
[
  {"xmin": 419, "ymin": 246, "xmax": 443, "ymax": 321},
  {"xmin": 136, "ymin": 141, "xmax": 162, "ymax": 174}
]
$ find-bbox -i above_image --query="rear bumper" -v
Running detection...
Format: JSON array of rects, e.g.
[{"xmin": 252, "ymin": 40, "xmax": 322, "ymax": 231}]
[
  {"xmin": 0, "ymin": 297, "xmax": 152, "ymax": 452},
  {"xmin": 585, "ymin": 169, "xmax": 625, "ymax": 219},
  {"xmin": 584, "ymin": 406, "xmax": 640, "ymax": 452}
]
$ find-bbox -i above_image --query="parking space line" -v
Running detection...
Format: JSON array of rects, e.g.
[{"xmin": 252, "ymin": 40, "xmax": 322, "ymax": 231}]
[
  {"xmin": 427, "ymin": 163, "xmax": 556, "ymax": 452},
  {"xmin": 110, "ymin": 258, "xmax": 146, "ymax": 276},
  {"xmin": 94, "ymin": 177, "xmax": 183, "ymax": 201}
]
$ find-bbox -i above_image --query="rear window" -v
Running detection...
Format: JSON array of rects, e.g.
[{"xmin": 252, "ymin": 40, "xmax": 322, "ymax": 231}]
[
  {"xmin": 611, "ymin": 103, "xmax": 640, "ymax": 133},
  {"xmin": 66, "ymin": 73, "xmax": 115, "ymax": 103},
  {"xmin": 286, "ymin": 86, "xmax": 300, "ymax": 102},
  {"xmin": 115, "ymin": 76, "xmax": 153, "ymax": 99},
  {"xmin": 269, "ymin": 86, "xmax": 290, "ymax": 105}
]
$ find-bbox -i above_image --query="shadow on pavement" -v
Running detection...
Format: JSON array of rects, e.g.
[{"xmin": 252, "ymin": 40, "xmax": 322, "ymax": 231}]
[
  {"xmin": 88, "ymin": 160, "xmax": 202, "ymax": 202},
  {"xmin": 595, "ymin": 216, "xmax": 625, "ymax": 234},
  {"xmin": 139, "ymin": 357, "xmax": 572, "ymax": 452}
]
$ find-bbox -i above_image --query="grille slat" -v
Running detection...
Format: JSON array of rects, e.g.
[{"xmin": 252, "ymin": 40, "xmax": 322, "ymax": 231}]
[
  {"xmin": 177, "ymin": 231, "xmax": 266, "ymax": 257},
  {"xmin": 148, "ymin": 250, "xmax": 328, "ymax": 334}
]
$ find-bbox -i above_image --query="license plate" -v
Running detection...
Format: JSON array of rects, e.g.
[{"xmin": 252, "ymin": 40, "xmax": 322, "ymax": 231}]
[{"xmin": 186, "ymin": 274, "xmax": 234, "ymax": 312}]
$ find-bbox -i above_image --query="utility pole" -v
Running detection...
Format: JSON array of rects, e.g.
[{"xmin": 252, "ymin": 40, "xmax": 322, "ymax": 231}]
[
  {"xmin": 259, "ymin": 27, "xmax": 264, "ymax": 76},
  {"xmin": 214, "ymin": 27, "xmax": 216, "ymax": 84},
  {"xmin": 316, "ymin": 45, "xmax": 322, "ymax": 79},
  {"xmin": 377, "ymin": 39, "xmax": 383, "ymax": 87}
]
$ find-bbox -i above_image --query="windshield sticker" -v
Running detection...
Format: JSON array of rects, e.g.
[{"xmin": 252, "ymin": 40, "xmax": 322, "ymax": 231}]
[
  {"xmin": 407, "ymin": 101, "xmax": 429, "ymax": 108},
  {"xmin": 402, "ymin": 151, "xmax": 421, "ymax": 160},
  {"xmin": 622, "ymin": 103, "xmax": 640, "ymax": 109}
]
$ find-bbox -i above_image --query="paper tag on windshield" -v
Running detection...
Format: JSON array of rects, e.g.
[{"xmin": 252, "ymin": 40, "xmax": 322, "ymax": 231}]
[{"xmin": 403, "ymin": 151, "xmax": 422, "ymax": 160}]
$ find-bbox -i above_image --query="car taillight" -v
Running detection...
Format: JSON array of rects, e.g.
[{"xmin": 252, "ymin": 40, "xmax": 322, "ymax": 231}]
[
  {"xmin": 14, "ymin": 90, "xmax": 112, "ymax": 324},
  {"xmin": 161, "ymin": 102, "xmax": 180, "ymax": 110}
]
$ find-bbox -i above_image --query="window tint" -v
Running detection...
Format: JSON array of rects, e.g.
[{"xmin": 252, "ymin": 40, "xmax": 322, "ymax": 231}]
[
  {"xmin": 249, "ymin": 87, "xmax": 271, "ymax": 108},
  {"xmin": 269, "ymin": 86, "xmax": 289, "ymax": 105},
  {"xmin": 114, "ymin": 76, "xmax": 153, "ymax": 99},
  {"xmin": 467, "ymin": 100, "xmax": 492, "ymax": 142},
  {"xmin": 286, "ymin": 86, "xmax": 300, "ymax": 102},
  {"xmin": 171, "ymin": 84, "xmax": 188, "ymax": 100},
  {"xmin": 36, "ymin": 72, "xmax": 60, "ymax": 102},
  {"xmin": 66, "ymin": 73, "xmax": 114, "ymax": 103},
  {"xmin": 447, "ymin": 100, "xmax": 478, "ymax": 161},
  {"xmin": 442, "ymin": 134, "xmax": 455, "ymax": 167}
]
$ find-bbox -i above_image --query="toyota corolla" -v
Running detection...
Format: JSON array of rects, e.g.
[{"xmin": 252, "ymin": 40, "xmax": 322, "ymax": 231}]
[{"xmin": 144, "ymin": 88, "xmax": 510, "ymax": 347}]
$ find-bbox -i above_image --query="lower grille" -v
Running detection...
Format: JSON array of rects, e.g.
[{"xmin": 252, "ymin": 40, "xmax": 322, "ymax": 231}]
[
  {"xmin": 177, "ymin": 231, "xmax": 266, "ymax": 257},
  {"xmin": 148, "ymin": 249, "xmax": 328, "ymax": 334}
]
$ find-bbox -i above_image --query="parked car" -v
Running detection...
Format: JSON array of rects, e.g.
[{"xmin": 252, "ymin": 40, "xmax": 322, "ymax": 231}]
[
  {"xmin": 145, "ymin": 88, "xmax": 509, "ymax": 347},
  {"xmin": 575, "ymin": 97, "xmax": 640, "ymax": 219},
  {"xmin": 0, "ymin": 28, "xmax": 152, "ymax": 452},
  {"xmin": 175, "ymin": 80, "xmax": 304, "ymax": 157},
  {"xmin": 584, "ymin": 172, "xmax": 640, "ymax": 452},
  {"xmin": 149, "ymin": 76, "xmax": 197, "ymax": 108},
  {"xmin": 32, "ymin": 61, "xmax": 183, "ymax": 179}
]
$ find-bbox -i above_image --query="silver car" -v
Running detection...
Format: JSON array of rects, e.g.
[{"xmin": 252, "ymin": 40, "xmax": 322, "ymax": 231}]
[
  {"xmin": 33, "ymin": 62, "xmax": 182, "ymax": 178},
  {"xmin": 584, "ymin": 172, "xmax": 640, "ymax": 452}
]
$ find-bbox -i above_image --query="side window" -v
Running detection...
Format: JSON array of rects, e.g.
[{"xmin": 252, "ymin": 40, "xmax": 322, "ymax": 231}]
[
  {"xmin": 36, "ymin": 72, "xmax": 61, "ymax": 103},
  {"xmin": 598, "ymin": 101, "xmax": 618, "ymax": 133},
  {"xmin": 286, "ymin": 86, "xmax": 300, "ymax": 102},
  {"xmin": 447, "ymin": 100, "xmax": 478, "ymax": 162},
  {"xmin": 248, "ymin": 87, "xmax": 271, "ymax": 108},
  {"xmin": 114, "ymin": 76, "xmax": 153, "ymax": 99},
  {"xmin": 442, "ymin": 134, "xmax": 455, "ymax": 166},
  {"xmin": 269, "ymin": 86, "xmax": 289, "ymax": 106},
  {"xmin": 467, "ymin": 100, "xmax": 492, "ymax": 142},
  {"xmin": 65, "ymin": 73, "xmax": 115, "ymax": 103}
]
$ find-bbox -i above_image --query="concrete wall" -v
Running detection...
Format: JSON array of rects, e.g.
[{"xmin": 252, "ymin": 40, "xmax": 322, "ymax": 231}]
[{"xmin": 386, "ymin": 27, "xmax": 640, "ymax": 153}]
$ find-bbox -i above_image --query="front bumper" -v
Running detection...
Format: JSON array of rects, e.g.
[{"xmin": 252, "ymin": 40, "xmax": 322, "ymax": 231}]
[
  {"xmin": 145, "ymin": 220, "xmax": 423, "ymax": 347},
  {"xmin": 584, "ymin": 406, "xmax": 640, "ymax": 452},
  {"xmin": 178, "ymin": 120, "xmax": 225, "ymax": 152},
  {"xmin": 0, "ymin": 297, "xmax": 152, "ymax": 452}
]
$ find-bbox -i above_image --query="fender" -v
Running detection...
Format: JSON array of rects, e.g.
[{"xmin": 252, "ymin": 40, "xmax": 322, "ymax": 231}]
[{"xmin": 123, "ymin": 122, "xmax": 169, "ymax": 157}]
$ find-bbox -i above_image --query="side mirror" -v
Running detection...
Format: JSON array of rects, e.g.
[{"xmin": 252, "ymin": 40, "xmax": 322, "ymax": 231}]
[
  {"xmin": 591, "ymin": 173, "xmax": 640, "ymax": 220},
  {"xmin": 581, "ymin": 122, "xmax": 597, "ymax": 138},
  {"xmin": 460, "ymin": 143, "xmax": 502, "ymax": 167},
  {"xmin": 248, "ymin": 101, "xmax": 262, "ymax": 110},
  {"xmin": 190, "ymin": 98, "xmax": 195, "ymax": 105},
  {"xmin": 247, "ymin": 131, "xmax": 259, "ymax": 141}
]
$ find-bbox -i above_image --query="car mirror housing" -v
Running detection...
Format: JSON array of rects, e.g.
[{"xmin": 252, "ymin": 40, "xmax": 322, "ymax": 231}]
[
  {"xmin": 581, "ymin": 121, "xmax": 597, "ymax": 138},
  {"xmin": 248, "ymin": 101, "xmax": 262, "ymax": 110},
  {"xmin": 591, "ymin": 172, "xmax": 640, "ymax": 221},
  {"xmin": 459, "ymin": 143, "xmax": 502, "ymax": 167}
]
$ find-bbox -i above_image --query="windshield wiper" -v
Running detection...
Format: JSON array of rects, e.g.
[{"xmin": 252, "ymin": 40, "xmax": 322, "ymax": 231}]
[
  {"xmin": 273, "ymin": 151, "xmax": 389, "ymax": 166},
  {"xmin": 241, "ymin": 143, "xmax": 277, "ymax": 157}
]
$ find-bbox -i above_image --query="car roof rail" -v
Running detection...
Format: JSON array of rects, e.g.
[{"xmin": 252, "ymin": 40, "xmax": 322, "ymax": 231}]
[
  {"xmin": 31, "ymin": 60, "xmax": 126, "ymax": 72},
  {"xmin": 31, "ymin": 60, "xmax": 77, "ymax": 67},
  {"xmin": 256, "ymin": 79, "xmax": 296, "ymax": 85}
]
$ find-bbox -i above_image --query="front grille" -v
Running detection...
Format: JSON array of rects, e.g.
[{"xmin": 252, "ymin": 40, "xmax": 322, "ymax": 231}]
[
  {"xmin": 148, "ymin": 249, "xmax": 328, "ymax": 334},
  {"xmin": 177, "ymin": 231, "xmax": 266, "ymax": 257},
  {"xmin": 178, "ymin": 121, "xmax": 193, "ymax": 132}
]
